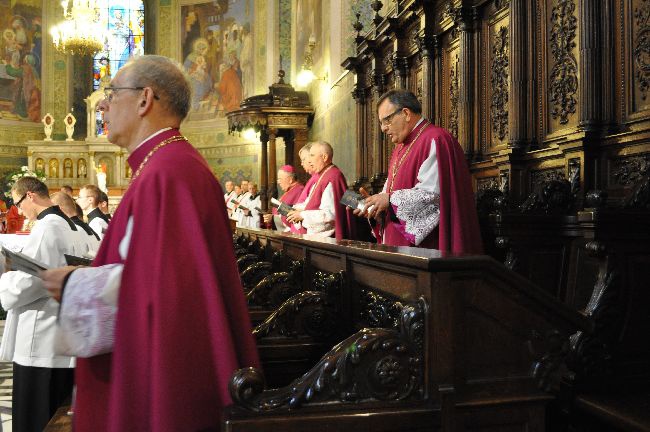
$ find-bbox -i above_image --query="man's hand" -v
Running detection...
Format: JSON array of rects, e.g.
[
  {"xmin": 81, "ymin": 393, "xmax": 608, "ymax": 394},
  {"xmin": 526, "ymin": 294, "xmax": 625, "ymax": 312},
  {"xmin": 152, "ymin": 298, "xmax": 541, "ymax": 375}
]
[
  {"xmin": 41, "ymin": 266, "xmax": 77, "ymax": 303},
  {"xmin": 243, "ymin": 208, "xmax": 250, "ymax": 216},
  {"xmin": 286, "ymin": 210, "xmax": 303, "ymax": 223},
  {"xmin": 263, "ymin": 213, "xmax": 272, "ymax": 224},
  {"xmin": 353, "ymin": 187, "xmax": 390, "ymax": 219}
]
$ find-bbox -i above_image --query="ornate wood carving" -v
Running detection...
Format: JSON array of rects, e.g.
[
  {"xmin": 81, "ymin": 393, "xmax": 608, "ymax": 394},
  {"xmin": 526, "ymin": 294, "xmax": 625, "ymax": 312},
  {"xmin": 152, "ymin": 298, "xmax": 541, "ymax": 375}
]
[
  {"xmin": 549, "ymin": 0, "xmax": 579, "ymax": 125},
  {"xmin": 491, "ymin": 26, "xmax": 509, "ymax": 141},
  {"xmin": 634, "ymin": 0, "xmax": 650, "ymax": 100},
  {"xmin": 530, "ymin": 328, "xmax": 571, "ymax": 392},
  {"xmin": 449, "ymin": 54, "xmax": 460, "ymax": 138},
  {"xmin": 568, "ymin": 255, "xmax": 622, "ymax": 384},
  {"xmin": 241, "ymin": 261, "xmax": 273, "ymax": 290},
  {"xmin": 359, "ymin": 289, "xmax": 403, "ymax": 330},
  {"xmin": 253, "ymin": 291, "xmax": 339, "ymax": 340},
  {"xmin": 520, "ymin": 178, "xmax": 574, "ymax": 214},
  {"xmin": 246, "ymin": 259, "xmax": 305, "ymax": 308},
  {"xmin": 568, "ymin": 158, "xmax": 581, "ymax": 197},
  {"xmin": 237, "ymin": 254, "xmax": 260, "ymax": 273},
  {"xmin": 611, "ymin": 154, "xmax": 650, "ymax": 187},
  {"xmin": 230, "ymin": 299, "xmax": 426, "ymax": 411}
]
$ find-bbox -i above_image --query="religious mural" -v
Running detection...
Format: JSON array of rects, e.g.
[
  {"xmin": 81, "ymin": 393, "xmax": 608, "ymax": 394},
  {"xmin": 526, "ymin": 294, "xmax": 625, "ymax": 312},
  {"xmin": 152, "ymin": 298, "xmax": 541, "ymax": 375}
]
[
  {"xmin": 180, "ymin": 0, "xmax": 253, "ymax": 121},
  {"xmin": 0, "ymin": 0, "xmax": 42, "ymax": 122},
  {"xmin": 294, "ymin": 0, "xmax": 321, "ymax": 72}
]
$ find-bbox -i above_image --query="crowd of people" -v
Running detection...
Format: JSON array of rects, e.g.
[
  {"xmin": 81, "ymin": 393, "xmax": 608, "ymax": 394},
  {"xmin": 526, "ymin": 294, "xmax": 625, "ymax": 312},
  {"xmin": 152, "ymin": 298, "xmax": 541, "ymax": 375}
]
[
  {"xmin": 226, "ymin": 91, "xmax": 481, "ymax": 254},
  {"xmin": 0, "ymin": 54, "xmax": 482, "ymax": 431}
]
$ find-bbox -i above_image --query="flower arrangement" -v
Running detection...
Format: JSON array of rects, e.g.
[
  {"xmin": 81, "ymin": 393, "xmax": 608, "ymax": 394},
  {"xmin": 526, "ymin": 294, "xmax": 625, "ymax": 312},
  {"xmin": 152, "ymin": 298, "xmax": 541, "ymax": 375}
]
[{"xmin": 4, "ymin": 166, "xmax": 47, "ymax": 200}]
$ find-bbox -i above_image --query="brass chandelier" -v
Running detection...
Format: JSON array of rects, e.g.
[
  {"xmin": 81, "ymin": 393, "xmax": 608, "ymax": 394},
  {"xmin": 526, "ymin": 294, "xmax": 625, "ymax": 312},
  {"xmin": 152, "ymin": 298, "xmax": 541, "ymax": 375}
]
[{"xmin": 50, "ymin": 0, "xmax": 105, "ymax": 56}]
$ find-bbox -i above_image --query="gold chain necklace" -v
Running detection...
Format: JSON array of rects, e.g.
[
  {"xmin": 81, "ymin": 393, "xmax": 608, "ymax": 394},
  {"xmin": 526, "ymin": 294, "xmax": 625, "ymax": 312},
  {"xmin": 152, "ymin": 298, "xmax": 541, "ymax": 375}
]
[
  {"xmin": 130, "ymin": 135, "xmax": 186, "ymax": 184},
  {"xmin": 386, "ymin": 121, "xmax": 430, "ymax": 194}
]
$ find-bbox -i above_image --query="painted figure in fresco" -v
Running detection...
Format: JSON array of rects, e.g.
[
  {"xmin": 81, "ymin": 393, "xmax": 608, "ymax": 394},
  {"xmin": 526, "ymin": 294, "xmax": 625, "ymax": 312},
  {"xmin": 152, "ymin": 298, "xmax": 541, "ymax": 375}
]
[
  {"xmin": 110, "ymin": 8, "xmax": 135, "ymax": 69},
  {"xmin": 49, "ymin": 159, "xmax": 59, "ymax": 178},
  {"xmin": 240, "ymin": 24, "xmax": 253, "ymax": 98},
  {"xmin": 205, "ymin": 29, "xmax": 222, "ymax": 85},
  {"xmin": 182, "ymin": 8, "xmax": 201, "ymax": 62},
  {"xmin": 216, "ymin": 50, "xmax": 242, "ymax": 112},
  {"xmin": 184, "ymin": 38, "xmax": 213, "ymax": 110},
  {"xmin": 78, "ymin": 159, "xmax": 87, "ymax": 178}
]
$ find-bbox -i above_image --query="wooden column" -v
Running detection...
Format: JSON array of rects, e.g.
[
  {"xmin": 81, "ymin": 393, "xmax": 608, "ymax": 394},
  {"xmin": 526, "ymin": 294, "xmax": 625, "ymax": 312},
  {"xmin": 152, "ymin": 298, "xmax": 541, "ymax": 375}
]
[
  {"xmin": 259, "ymin": 130, "xmax": 269, "ymax": 211},
  {"xmin": 458, "ymin": 11, "xmax": 476, "ymax": 156},
  {"xmin": 578, "ymin": 0, "xmax": 601, "ymax": 131},
  {"xmin": 601, "ymin": 0, "xmax": 614, "ymax": 128},
  {"xmin": 392, "ymin": 54, "xmax": 408, "ymax": 89},
  {"xmin": 268, "ymin": 128, "xmax": 278, "ymax": 199},
  {"xmin": 352, "ymin": 87, "xmax": 367, "ymax": 181},
  {"xmin": 416, "ymin": 34, "xmax": 436, "ymax": 120},
  {"xmin": 508, "ymin": 0, "xmax": 527, "ymax": 149},
  {"xmin": 371, "ymin": 56, "xmax": 387, "ymax": 175}
]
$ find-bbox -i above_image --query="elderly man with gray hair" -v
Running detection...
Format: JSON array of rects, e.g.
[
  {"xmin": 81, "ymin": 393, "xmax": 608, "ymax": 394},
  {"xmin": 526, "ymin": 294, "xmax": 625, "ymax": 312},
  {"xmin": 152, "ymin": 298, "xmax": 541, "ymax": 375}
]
[
  {"xmin": 41, "ymin": 55, "xmax": 259, "ymax": 432},
  {"xmin": 286, "ymin": 141, "xmax": 354, "ymax": 240}
]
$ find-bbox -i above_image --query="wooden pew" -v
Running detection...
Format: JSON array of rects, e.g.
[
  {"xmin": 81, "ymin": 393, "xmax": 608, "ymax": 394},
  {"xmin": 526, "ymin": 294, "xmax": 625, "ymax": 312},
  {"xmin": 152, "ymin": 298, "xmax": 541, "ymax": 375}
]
[{"xmin": 224, "ymin": 228, "xmax": 590, "ymax": 432}]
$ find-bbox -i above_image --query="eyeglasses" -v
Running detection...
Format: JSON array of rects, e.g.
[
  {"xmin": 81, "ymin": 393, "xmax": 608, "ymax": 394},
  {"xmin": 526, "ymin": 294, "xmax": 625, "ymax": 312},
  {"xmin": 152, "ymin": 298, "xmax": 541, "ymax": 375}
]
[
  {"xmin": 379, "ymin": 107, "xmax": 405, "ymax": 127},
  {"xmin": 15, "ymin": 193, "xmax": 27, "ymax": 209},
  {"xmin": 103, "ymin": 86, "xmax": 160, "ymax": 103}
]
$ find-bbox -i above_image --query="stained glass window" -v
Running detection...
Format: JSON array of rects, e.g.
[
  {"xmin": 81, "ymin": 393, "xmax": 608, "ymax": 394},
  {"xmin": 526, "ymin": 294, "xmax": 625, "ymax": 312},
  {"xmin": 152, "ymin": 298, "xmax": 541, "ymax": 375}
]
[{"xmin": 92, "ymin": 1, "xmax": 145, "ymax": 136}]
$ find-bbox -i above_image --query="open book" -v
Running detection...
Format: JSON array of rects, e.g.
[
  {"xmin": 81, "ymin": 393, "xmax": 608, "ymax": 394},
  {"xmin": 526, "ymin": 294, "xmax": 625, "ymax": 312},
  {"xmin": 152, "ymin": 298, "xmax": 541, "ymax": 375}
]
[
  {"xmin": 340, "ymin": 190, "xmax": 367, "ymax": 211},
  {"xmin": 270, "ymin": 198, "xmax": 294, "ymax": 216},
  {"xmin": 2, "ymin": 246, "xmax": 50, "ymax": 278}
]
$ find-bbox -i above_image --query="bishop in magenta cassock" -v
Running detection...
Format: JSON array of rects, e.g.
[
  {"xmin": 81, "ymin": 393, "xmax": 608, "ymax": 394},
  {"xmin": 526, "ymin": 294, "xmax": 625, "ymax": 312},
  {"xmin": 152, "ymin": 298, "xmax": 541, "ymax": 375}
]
[
  {"xmin": 287, "ymin": 141, "xmax": 354, "ymax": 240},
  {"xmin": 42, "ymin": 55, "xmax": 259, "ymax": 432},
  {"xmin": 359, "ymin": 89, "xmax": 482, "ymax": 254},
  {"xmin": 265, "ymin": 165, "xmax": 304, "ymax": 231}
]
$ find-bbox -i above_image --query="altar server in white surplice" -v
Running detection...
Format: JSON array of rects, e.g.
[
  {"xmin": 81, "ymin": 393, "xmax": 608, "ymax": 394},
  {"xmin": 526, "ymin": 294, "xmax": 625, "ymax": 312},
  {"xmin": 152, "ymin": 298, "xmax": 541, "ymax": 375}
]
[
  {"xmin": 234, "ymin": 180, "xmax": 251, "ymax": 228},
  {"xmin": 0, "ymin": 177, "xmax": 86, "ymax": 432},
  {"xmin": 51, "ymin": 191, "xmax": 100, "ymax": 258},
  {"xmin": 240, "ymin": 182, "xmax": 261, "ymax": 228}
]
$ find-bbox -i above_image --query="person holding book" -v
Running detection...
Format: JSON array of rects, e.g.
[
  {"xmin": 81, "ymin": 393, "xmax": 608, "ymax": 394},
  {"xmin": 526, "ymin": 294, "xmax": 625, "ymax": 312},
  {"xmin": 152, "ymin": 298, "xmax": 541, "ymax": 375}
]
[
  {"xmin": 40, "ymin": 55, "xmax": 259, "ymax": 432},
  {"xmin": 0, "ymin": 176, "xmax": 86, "ymax": 432},
  {"xmin": 264, "ymin": 165, "xmax": 304, "ymax": 231},
  {"xmin": 240, "ymin": 182, "xmax": 261, "ymax": 228},
  {"xmin": 286, "ymin": 141, "xmax": 354, "ymax": 240},
  {"xmin": 354, "ymin": 89, "xmax": 482, "ymax": 253}
]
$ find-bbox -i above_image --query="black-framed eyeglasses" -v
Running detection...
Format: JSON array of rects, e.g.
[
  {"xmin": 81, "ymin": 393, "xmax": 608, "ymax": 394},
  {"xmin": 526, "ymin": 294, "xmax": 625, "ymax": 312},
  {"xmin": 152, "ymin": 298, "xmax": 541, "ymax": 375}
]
[
  {"xmin": 379, "ymin": 107, "xmax": 404, "ymax": 126},
  {"xmin": 103, "ymin": 86, "xmax": 160, "ymax": 103},
  {"xmin": 15, "ymin": 193, "xmax": 27, "ymax": 209}
]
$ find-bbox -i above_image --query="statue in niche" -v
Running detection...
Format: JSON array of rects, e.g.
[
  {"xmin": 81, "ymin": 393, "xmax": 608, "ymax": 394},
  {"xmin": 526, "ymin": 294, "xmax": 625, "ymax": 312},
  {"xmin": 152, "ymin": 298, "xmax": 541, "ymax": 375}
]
[
  {"xmin": 125, "ymin": 162, "xmax": 132, "ymax": 178},
  {"xmin": 78, "ymin": 159, "xmax": 87, "ymax": 178},
  {"xmin": 49, "ymin": 159, "xmax": 59, "ymax": 178},
  {"xmin": 64, "ymin": 112, "xmax": 76, "ymax": 141},
  {"xmin": 35, "ymin": 158, "xmax": 45, "ymax": 173},
  {"xmin": 63, "ymin": 158, "xmax": 73, "ymax": 178},
  {"xmin": 42, "ymin": 113, "xmax": 54, "ymax": 141},
  {"xmin": 92, "ymin": 159, "xmax": 108, "ymax": 193}
]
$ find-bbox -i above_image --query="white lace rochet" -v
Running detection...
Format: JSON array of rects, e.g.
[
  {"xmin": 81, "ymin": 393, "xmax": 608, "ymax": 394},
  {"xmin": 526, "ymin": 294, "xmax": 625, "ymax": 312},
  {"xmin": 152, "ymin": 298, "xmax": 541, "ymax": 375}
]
[{"xmin": 391, "ymin": 188, "xmax": 441, "ymax": 246}]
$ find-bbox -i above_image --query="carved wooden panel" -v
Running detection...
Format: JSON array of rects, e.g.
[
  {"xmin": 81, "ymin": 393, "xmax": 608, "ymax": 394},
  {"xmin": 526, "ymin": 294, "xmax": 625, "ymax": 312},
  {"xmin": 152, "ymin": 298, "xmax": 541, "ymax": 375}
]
[
  {"xmin": 482, "ymin": 3, "xmax": 511, "ymax": 154},
  {"xmin": 543, "ymin": 0, "xmax": 581, "ymax": 135},
  {"xmin": 443, "ymin": 38, "xmax": 461, "ymax": 139},
  {"xmin": 630, "ymin": 0, "xmax": 650, "ymax": 115}
]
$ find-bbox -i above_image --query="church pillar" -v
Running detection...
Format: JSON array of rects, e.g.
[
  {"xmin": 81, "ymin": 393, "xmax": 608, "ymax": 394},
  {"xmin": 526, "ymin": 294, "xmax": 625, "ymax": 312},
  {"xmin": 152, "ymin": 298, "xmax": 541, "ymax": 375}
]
[
  {"xmin": 268, "ymin": 128, "xmax": 278, "ymax": 199},
  {"xmin": 578, "ymin": 0, "xmax": 601, "ymax": 131},
  {"xmin": 352, "ymin": 87, "xmax": 367, "ymax": 181},
  {"xmin": 508, "ymin": 0, "xmax": 527, "ymax": 149},
  {"xmin": 416, "ymin": 34, "xmax": 436, "ymax": 120},
  {"xmin": 458, "ymin": 10, "xmax": 477, "ymax": 157},
  {"xmin": 89, "ymin": 151, "xmax": 97, "ymax": 185},
  {"xmin": 259, "ymin": 130, "xmax": 269, "ymax": 211},
  {"xmin": 114, "ymin": 152, "xmax": 123, "ymax": 188}
]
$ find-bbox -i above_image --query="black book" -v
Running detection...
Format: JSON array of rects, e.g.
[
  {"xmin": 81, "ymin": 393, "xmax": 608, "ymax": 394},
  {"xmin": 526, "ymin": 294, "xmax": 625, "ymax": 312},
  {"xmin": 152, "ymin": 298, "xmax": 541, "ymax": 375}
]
[
  {"xmin": 2, "ymin": 246, "xmax": 50, "ymax": 278},
  {"xmin": 64, "ymin": 254, "xmax": 93, "ymax": 266},
  {"xmin": 230, "ymin": 199, "xmax": 249, "ymax": 212},
  {"xmin": 270, "ymin": 198, "xmax": 294, "ymax": 216},
  {"xmin": 340, "ymin": 190, "xmax": 366, "ymax": 210}
]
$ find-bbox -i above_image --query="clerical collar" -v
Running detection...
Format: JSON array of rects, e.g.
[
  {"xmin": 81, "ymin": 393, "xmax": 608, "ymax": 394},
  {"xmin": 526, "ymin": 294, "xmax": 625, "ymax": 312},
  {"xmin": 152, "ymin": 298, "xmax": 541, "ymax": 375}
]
[
  {"xmin": 132, "ymin": 127, "xmax": 173, "ymax": 152},
  {"xmin": 72, "ymin": 216, "xmax": 100, "ymax": 240},
  {"xmin": 37, "ymin": 206, "xmax": 77, "ymax": 231},
  {"xmin": 88, "ymin": 207, "xmax": 110, "ymax": 224},
  {"xmin": 402, "ymin": 117, "xmax": 426, "ymax": 145}
]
